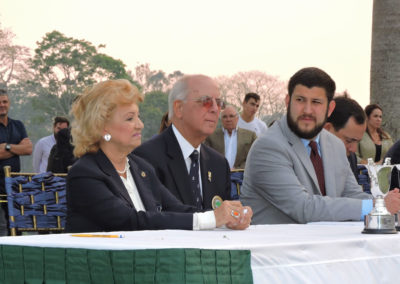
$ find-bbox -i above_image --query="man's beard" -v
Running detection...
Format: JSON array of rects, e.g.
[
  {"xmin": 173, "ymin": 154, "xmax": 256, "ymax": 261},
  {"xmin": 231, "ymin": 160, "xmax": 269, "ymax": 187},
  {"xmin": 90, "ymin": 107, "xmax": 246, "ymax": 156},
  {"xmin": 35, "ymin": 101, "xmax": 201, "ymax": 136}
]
[{"xmin": 287, "ymin": 104, "xmax": 328, "ymax": 139}]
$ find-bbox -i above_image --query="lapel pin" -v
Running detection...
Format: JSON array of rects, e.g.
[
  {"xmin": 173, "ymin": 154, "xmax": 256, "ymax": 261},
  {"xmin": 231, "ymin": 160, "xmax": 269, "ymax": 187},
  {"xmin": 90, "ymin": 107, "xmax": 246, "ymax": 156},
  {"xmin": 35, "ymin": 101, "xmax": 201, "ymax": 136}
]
[
  {"xmin": 208, "ymin": 171, "xmax": 212, "ymax": 182},
  {"xmin": 141, "ymin": 171, "xmax": 146, "ymax": 178}
]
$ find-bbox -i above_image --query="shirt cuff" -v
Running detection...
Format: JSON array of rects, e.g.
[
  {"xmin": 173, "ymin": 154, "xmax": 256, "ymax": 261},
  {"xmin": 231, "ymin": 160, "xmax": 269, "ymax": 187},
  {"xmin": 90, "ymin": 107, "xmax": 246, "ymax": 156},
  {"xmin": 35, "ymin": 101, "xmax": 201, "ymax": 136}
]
[
  {"xmin": 361, "ymin": 199, "xmax": 373, "ymax": 220},
  {"xmin": 192, "ymin": 211, "xmax": 216, "ymax": 230}
]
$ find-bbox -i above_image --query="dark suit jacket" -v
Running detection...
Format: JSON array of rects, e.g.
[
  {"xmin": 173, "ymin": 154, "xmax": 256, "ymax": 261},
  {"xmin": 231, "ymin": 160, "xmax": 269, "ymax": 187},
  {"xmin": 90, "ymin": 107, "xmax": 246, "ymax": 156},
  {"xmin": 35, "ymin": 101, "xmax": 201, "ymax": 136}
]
[
  {"xmin": 348, "ymin": 152, "xmax": 358, "ymax": 180},
  {"xmin": 133, "ymin": 126, "xmax": 231, "ymax": 209},
  {"xmin": 66, "ymin": 149, "xmax": 194, "ymax": 233},
  {"xmin": 204, "ymin": 127, "xmax": 257, "ymax": 169},
  {"xmin": 384, "ymin": 139, "xmax": 400, "ymax": 190}
]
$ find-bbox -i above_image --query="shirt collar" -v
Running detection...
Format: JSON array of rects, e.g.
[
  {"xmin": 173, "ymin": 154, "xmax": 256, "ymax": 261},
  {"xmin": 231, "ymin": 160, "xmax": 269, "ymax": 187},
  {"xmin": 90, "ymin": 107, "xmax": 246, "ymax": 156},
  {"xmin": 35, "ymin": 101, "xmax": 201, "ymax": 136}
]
[
  {"xmin": 222, "ymin": 126, "xmax": 238, "ymax": 136},
  {"xmin": 301, "ymin": 134, "xmax": 321, "ymax": 149},
  {"xmin": 172, "ymin": 124, "xmax": 201, "ymax": 160}
]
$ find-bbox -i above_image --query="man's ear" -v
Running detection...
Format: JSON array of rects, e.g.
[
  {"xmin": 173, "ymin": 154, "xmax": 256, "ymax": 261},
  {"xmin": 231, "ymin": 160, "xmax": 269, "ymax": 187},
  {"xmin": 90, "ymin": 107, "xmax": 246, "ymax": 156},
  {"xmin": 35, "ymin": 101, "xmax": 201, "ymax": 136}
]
[
  {"xmin": 324, "ymin": 122, "xmax": 333, "ymax": 131},
  {"xmin": 327, "ymin": 100, "xmax": 336, "ymax": 117},
  {"xmin": 285, "ymin": 94, "xmax": 290, "ymax": 108},
  {"xmin": 173, "ymin": 100, "xmax": 184, "ymax": 119}
]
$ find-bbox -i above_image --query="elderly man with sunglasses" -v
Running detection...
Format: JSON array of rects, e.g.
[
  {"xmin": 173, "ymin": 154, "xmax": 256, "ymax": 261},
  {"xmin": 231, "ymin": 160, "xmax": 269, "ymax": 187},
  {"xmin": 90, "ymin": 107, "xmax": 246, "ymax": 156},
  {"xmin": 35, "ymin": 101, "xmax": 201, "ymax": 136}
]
[{"xmin": 134, "ymin": 75, "xmax": 233, "ymax": 210}]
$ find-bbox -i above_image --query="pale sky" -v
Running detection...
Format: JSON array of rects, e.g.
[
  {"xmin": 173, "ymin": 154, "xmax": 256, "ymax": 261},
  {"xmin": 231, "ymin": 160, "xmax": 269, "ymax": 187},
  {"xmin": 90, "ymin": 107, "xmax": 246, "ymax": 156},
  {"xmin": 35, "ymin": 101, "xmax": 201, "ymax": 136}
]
[{"xmin": 0, "ymin": 0, "xmax": 373, "ymax": 107}]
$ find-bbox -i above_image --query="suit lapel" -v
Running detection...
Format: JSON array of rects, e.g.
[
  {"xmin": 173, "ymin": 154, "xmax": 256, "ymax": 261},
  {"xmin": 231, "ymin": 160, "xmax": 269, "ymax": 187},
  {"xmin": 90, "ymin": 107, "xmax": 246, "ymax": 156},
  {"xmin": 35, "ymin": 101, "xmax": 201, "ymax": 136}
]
[
  {"xmin": 95, "ymin": 150, "xmax": 133, "ymax": 206},
  {"xmin": 128, "ymin": 158, "xmax": 157, "ymax": 211},
  {"xmin": 165, "ymin": 128, "xmax": 194, "ymax": 205},
  {"xmin": 216, "ymin": 129, "xmax": 225, "ymax": 154},
  {"xmin": 320, "ymin": 130, "xmax": 336, "ymax": 197},
  {"xmin": 279, "ymin": 117, "xmax": 321, "ymax": 193},
  {"xmin": 199, "ymin": 145, "xmax": 213, "ymax": 205},
  {"xmin": 235, "ymin": 129, "xmax": 245, "ymax": 166}
]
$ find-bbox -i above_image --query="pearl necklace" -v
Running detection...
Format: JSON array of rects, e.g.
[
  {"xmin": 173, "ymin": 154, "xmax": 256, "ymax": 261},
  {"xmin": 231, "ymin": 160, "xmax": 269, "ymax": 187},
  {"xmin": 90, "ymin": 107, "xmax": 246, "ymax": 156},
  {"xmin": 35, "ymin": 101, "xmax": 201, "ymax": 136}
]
[{"xmin": 116, "ymin": 159, "xmax": 129, "ymax": 175}]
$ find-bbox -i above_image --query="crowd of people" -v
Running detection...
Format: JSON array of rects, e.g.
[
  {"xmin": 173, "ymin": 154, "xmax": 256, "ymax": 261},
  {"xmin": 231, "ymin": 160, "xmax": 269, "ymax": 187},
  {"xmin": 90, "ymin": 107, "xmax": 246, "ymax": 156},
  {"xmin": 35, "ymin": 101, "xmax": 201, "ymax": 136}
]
[{"xmin": 1, "ymin": 66, "xmax": 400, "ymax": 236}]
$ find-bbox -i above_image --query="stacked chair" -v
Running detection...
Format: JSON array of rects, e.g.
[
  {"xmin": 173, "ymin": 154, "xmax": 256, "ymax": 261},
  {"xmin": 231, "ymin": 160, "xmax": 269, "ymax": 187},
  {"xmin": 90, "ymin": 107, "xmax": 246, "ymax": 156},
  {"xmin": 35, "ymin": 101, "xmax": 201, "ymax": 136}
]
[
  {"xmin": 230, "ymin": 169, "xmax": 244, "ymax": 200},
  {"xmin": 357, "ymin": 165, "xmax": 371, "ymax": 194},
  {"xmin": 3, "ymin": 166, "xmax": 67, "ymax": 236}
]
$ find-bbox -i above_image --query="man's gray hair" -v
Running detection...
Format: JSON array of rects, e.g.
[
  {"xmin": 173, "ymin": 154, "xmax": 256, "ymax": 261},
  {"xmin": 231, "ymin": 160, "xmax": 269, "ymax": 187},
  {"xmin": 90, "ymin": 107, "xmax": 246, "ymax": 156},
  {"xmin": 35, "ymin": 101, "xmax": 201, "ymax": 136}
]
[
  {"xmin": 221, "ymin": 105, "xmax": 239, "ymax": 117},
  {"xmin": 168, "ymin": 76, "xmax": 190, "ymax": 120}
]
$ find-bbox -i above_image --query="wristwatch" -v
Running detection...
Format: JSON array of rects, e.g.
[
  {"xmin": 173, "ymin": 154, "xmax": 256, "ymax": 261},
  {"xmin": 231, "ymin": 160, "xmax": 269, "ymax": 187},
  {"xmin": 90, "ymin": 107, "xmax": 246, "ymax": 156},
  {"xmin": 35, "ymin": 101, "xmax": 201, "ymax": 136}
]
[{"xmin": 5, "ymin": 144, "xmax": 11, "ymax": 151}]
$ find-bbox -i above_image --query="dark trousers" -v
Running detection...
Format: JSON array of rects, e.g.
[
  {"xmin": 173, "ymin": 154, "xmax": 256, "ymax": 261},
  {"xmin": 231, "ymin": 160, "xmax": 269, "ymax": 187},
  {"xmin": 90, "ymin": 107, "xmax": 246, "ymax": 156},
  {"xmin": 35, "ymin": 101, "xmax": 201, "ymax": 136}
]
[{"xmin": 0, "ymin": 175, "xmax": 9, "ymax": 236}]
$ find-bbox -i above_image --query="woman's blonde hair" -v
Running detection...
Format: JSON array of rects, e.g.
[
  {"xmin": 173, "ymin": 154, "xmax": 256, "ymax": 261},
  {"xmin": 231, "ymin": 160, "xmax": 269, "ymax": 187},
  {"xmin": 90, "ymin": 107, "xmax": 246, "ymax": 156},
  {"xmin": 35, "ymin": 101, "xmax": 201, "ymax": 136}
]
[{"xmin": 71, "ymin": 79, "xmax": 143, "ymax": 157}]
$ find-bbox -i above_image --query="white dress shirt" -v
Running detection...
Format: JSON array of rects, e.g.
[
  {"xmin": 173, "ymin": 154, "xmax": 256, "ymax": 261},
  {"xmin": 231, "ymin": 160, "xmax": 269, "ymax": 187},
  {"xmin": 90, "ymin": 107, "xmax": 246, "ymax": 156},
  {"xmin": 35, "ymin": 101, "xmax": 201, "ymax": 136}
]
[
  {"xmin": 172, "ymin": 124, "xmax": 203, "ymax": 197},
  {"xmin": 223, "ymin": 127, "xmax": 238, "ymax": 169},
  {"xmin": 120, "ymin": 158, "xmax": 146, "ymax": 212},
  {"xmin": 32, "ymin": 134, "xmax": 56, "ymax": 172}
]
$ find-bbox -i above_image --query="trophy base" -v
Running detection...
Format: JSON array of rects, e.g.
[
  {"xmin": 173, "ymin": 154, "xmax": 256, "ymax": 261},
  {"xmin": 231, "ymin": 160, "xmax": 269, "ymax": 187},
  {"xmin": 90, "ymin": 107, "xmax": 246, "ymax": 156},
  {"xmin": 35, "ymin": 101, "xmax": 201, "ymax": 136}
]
[{"xmin": 362, "ymin": 228, "xmax": 397, "ymax": 234}]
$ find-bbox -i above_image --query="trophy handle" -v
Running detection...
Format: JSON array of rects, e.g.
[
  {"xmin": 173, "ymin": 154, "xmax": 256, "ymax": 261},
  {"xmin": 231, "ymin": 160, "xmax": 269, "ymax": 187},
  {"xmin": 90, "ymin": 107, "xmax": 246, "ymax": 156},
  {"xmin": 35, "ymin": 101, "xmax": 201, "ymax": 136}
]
[{"xmin": 377, "ymin": 166, "xmax": 392, "ymax": 195}]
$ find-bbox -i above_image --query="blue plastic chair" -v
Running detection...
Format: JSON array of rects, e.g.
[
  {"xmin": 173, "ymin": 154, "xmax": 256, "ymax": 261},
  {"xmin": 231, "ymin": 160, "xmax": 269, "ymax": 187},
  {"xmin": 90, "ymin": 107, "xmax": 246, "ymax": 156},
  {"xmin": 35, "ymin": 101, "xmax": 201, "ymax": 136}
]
[{"xmin": 3, "ymin": 166, "xmax": 67, "ymax": 236}]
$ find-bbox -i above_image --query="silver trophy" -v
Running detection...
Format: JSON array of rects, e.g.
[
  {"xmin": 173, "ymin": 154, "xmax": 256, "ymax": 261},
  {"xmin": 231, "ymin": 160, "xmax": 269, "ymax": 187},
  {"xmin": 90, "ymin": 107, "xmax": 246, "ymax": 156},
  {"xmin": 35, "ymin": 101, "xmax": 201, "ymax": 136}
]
[{"xmin": 362, "ymin": 158, "xmax": 397, "ymax": 234}]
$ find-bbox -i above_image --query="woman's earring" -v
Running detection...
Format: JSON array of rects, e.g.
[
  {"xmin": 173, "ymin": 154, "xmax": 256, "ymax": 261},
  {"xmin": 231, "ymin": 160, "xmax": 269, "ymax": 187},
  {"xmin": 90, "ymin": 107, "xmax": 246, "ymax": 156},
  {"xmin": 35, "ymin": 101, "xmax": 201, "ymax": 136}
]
[{"xmin": 104, "ymin": 133, "xmax": 111, "ymax": 142}]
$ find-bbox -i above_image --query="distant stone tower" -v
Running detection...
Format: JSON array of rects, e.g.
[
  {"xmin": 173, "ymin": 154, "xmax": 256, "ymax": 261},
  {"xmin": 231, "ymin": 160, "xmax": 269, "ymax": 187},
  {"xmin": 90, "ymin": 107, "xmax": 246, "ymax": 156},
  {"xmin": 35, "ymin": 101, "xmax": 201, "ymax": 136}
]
[{"xmin": 370, "ymin": 0, "xmax": 400, "ymax": 140}]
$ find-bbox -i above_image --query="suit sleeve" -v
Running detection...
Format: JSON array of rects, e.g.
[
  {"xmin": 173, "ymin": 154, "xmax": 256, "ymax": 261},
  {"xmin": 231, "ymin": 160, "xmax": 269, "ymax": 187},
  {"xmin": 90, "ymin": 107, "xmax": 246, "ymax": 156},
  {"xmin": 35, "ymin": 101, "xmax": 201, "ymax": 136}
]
[
  {"xmin": 67, "ymin": 166, "xmax": 193, "ymax": 232},
  {"xmin": 224, "ymin": 158, "xmax": 232, "ymax": 200},
  {"xmin": 242, "ymin": 136, "xmax": 365, "ymax": 224},
  {"xmin": 144, "ymin": 160, "xmax": 198, "ymax": 213}
]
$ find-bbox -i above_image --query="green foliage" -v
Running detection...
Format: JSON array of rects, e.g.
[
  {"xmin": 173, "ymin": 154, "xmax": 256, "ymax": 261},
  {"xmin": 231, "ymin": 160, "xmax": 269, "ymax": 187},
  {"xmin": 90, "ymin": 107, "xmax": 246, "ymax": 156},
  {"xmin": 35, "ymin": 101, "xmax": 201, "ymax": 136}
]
[
  {"xmin": 7, "ymin": 30, "xmax": 141, "ymax": 171},
  {"xmin": 139, "ymin": 91, "xmax": 169, "ymax": 142},
  {"xmin": 27, "ymin": 30, "xmax": 139, "ymax": 121}
]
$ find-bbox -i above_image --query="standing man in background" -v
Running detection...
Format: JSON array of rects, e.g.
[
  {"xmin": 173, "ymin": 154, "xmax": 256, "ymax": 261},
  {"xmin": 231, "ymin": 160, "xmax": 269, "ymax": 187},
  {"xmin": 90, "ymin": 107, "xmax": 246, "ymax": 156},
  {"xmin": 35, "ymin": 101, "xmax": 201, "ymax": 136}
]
[
  {"xmin": 238, "ymin": 93, "xmax": 268, "ymax": 136},
  {"xmin": 0, "ymin": 88, "xmax": 32, "ymax": 236},
  {"xmin": 205, "ymin": 105, "xmax": 257, "ymax": 169},
  {"xmin": 32, "ymin": 116, "xmax": 69, "ymax": 172}
]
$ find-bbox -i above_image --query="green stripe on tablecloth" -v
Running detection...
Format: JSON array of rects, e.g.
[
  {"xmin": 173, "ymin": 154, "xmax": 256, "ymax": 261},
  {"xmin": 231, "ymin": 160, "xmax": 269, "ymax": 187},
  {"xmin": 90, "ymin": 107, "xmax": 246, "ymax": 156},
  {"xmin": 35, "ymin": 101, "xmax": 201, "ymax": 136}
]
[
  {"xmin": 23, "ymin": 246, "xmax": 44, "ymax": 284},
  {"xmin": 66, "ymin": 248, "xmax": 90, "ymax": 283},
  {"xmin": 134, "ymin": 249, "xmax": 157, "ymax": 283},
  {"xmin": 44, "ymin": 247, "xmax": 66, "ymax": 284},
  {"xmin": 185, "ymin": 249, "xmax": 203, "ymax": 283},
  {"xmin": 110, "ymin": 250, "xmax": 134, "ymax": 284},
  {"xmin": 0, "ymin": 245, "xmax": 253, "ymax": 284},
  {"xmin": 1, "ymin": 245, "xmax": 24, "ymax": 284},
  {"xmin": 201, "ymin": 249, "xmax": 217, "ymax": 283}
]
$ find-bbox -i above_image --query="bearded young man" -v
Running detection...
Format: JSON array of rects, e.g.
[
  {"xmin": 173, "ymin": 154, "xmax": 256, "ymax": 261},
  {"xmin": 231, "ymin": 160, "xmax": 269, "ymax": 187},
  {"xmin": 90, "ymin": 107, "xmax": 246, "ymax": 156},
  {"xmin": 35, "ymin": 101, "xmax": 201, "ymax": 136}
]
[{"xmin": 240, "ymin": 67, "xmax": 400, "ymax": 224}]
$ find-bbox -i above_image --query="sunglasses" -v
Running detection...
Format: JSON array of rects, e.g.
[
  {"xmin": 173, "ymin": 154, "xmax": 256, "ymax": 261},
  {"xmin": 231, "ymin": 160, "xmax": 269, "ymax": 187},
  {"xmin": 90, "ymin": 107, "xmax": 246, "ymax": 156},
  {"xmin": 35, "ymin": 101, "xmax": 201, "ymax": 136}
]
[{"xmin": 193, "ymin": 96, "xmax": 225, "ymax": 110}]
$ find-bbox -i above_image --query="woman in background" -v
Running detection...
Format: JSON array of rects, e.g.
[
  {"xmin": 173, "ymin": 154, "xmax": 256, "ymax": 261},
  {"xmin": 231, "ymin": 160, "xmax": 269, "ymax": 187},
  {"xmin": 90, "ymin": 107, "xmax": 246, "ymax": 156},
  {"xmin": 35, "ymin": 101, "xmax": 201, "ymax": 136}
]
[
  {"xmin": 66, "ymin": 79, "xmax": 251, "ymax": 233},
  {"xmin": 357, "ymin": 104, "xmax": 393, "ymax": 164},
  {"xmin": 158, "ymin": 111, "xmax": 170, "ymax": 134}
]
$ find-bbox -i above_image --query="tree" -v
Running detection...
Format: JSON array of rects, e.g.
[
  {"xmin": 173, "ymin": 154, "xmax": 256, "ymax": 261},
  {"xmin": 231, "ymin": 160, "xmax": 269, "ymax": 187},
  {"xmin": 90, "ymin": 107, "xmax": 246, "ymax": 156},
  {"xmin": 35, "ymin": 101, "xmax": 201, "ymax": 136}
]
[
  {"xmin": 215, "ymin": 71, "xmax": 287, "ymax": 125},
  {"xmin": 133, "ymin": 63, "xmax": 184, "ymax": 93},
  {"xmin": 139, "ymin": 90, "xmax": 169, "ymax": 142},
  {"xmin": 0, "ymin": 24, "xmax": 31, "ymax": 88},
  {"xmin": 370, "ymin": 0, "xmax": 400, "ymax": 140},
  {"xmin": 27, "ymin": 30, "xmax": 138, "ymax": 122}
]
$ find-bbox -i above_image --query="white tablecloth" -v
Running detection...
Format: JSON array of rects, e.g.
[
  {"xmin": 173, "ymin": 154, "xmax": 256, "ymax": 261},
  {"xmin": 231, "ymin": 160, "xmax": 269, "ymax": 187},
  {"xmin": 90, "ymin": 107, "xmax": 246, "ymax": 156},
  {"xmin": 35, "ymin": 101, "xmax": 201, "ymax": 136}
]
[{"xmin": 0, "ymin": 222, "xmax": 399, "ymax": 284}]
